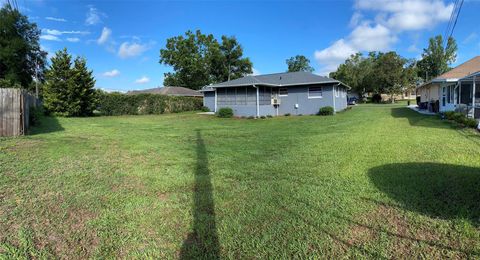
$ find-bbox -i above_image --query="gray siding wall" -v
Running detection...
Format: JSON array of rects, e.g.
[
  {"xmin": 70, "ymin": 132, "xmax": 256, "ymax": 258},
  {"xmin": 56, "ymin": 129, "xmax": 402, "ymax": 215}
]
[
  {"xmin": 334, "ymin": 86, "xmax": 348, "ymax": 112},
  {"xmin": 205, "ymin": 84, "xmax": 348, "ymax": 116},
  {"xmin": 277, "ymin": 84, "xmax": 335, "ymax": 115},
  {"xmin": 203, "ymin": 91, "xmax": 216, "ymax": 112}
]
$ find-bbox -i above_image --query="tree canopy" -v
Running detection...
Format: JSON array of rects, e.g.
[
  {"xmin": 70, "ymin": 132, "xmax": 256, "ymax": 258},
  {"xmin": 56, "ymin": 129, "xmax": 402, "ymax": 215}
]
[
  {"xmin": 43, "ymin": 48, "xmax": 97, "ymax": 116},
  {"xmin": 159, "ymin": 30, "xmax": 252, "ymax": 90},
  {"xmin": 0, "ymin": 3, "xmax": 46, "ymax": 90},
  {"xmin": 330, "ymin": 51, "xmax": 417, "ymax": 101},
  {"xmin": 417, "ymin": 35, "xmax": 457, "ymax": 81},
  {"xmin": 286, "ymin": 55, "xmax": 315, "ymax": 72}
]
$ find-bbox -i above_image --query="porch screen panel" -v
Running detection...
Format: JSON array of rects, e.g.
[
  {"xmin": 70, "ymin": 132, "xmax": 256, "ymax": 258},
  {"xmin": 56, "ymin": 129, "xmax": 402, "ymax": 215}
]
[
  {"xmin": 226, "ymin": 88, "xmax": 236, "ymax": 105},
  {"xmin": 217, "ymin": 88, "xmax": 227, "ymax": 105},
  {"xmin": 236, "ymin": 87, "xmax": 247, "ymax": 105},
  {"xmin": 461, "ymin": 84, "xmax": 472, "ymax": 105},
  {"xmin": 259, "ymin": 87, "xmax": 271, "ymax": 105},
  {"xmin": 247, "ymin": 87, "xmax": 257, "ymax": 105}
]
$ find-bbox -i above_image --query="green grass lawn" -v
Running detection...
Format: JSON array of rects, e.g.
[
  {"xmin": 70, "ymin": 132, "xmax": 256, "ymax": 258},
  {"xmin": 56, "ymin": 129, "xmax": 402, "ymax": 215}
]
[{"xmin": 1, "ymin": 103, "xmax": 480, "ymax": 259}]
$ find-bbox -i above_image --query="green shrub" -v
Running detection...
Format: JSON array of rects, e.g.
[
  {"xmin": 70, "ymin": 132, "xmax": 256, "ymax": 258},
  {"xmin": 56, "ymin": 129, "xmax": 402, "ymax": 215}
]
[
  {"xmin": 260, "ymin": 116, "xmax": 266, "ymax": 119},
  {"xmin": 284, "ymin": 113, "xmax": 291, "ymax": 116},
  {"xmin": 266, "ymin": 115, "xmax": 273, "ymax": 118},
  {"xmin": 217, "ymin": 107, "xmax": 234, "ymax": 118},
  {"xmin": 97, "ymin": 93, "xmax": 203, "ymax": 116},
  {"xmin": 318, "ymin": 106, "xmax": 334, "ymax": 116},
  {"xmin": 444, "ymin": 111, "xmax": 478, "ymax": 128},
  {"xmin": 200, "ymin": 106, "xmax": 210, "ymax": 112},
  {"xmin": 298, "ymin": 114, "xmax": 303, "ymax": 116},
  {"xmin": 247, "ymin": 116, "xmax": 255, "ymax": 119},
  {"xmin": 463, "ymin": 117, "xmax": 478, "ymax": 128},
  {"xmin": 444, "ymin": 111, "xmax": 456, "ymax": 120}
]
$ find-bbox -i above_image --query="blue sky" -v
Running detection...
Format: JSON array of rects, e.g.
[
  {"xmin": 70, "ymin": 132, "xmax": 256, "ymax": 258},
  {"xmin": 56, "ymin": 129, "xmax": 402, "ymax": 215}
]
[{"xmin": 10, "ymin": 0, "xmax": 480, "ymax": 91}]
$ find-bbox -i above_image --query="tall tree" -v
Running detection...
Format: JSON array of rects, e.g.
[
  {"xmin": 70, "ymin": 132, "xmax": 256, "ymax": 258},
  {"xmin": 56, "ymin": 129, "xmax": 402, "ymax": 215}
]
[
  {"xmin": 418, "ymin": 35, "xmax": 457, "ymax": 81},
  {"xmin": 159, "ymin": 30, "xmax": 253, "ymax": 89},
  {"xmin": 43, "ymin": 49, "xmax": 73, "ymax": 116},
  {"xmin": 219, "ymin": 36, "xmax": 252, "ymax": 81},
  {"xmin": 329, "ymin": 53, "xmax": 374, "ymax": 96},
  {"xmin": 43, "ymin": 48, "xmax": 97, "ymax": 116},
  {"xmin": 72, "ymin": 57, "xmax": 97, "ymax": 116},
  {"xmin": 286, "ymin": 55, "xmax": 315, "ymax": 72},
  {"xmin": 0, "ymin": 3, "xmax": 46, "ymax": 89},
  {"xmin": 160, "ymin": 30, "xmax": 216, "ymax": 89},
  {"xmin": 371, "ymin": 52, "xmax": 408, "ymax": 102}
]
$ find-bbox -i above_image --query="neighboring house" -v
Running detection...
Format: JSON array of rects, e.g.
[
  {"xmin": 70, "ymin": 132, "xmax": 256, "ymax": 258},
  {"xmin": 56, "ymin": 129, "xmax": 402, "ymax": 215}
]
[
  {"xmin": 201, "ymin": 71, "xmax": 350, "ymax": 117},
  {"xmin": 416, "ymin": 56, "xmax": 480, "ymax": 114},
  {"xmin": 127, "ymin": 86, "xmax": 202, "ymax": 97}
]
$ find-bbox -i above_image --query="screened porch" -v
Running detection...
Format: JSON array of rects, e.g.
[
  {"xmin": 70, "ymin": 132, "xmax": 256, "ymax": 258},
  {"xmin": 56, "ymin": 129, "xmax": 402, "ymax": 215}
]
[{"xmin": 456, "ymin": 72, "xmax": 480, "ymax": 119}]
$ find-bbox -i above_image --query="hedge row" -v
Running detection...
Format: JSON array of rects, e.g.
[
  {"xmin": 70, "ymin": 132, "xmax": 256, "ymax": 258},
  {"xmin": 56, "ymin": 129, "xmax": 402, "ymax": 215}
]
[
  {"xmin": 444, "ymin": 111, "xmax": 478, "ymax": 128},
  {"xmin": 98, "ymin": 93, "xmax": 203, "ymax": 116}
]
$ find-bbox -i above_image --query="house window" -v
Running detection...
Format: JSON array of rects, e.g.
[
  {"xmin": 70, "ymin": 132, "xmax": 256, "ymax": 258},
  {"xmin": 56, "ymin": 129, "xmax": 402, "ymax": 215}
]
[
  {"xmin": 279, "ymin": 87, "xmax": 288, "ymax": 96},
  {"xmin": 308, "ymin": 86, "xmax": 323, "ymax": 98}
]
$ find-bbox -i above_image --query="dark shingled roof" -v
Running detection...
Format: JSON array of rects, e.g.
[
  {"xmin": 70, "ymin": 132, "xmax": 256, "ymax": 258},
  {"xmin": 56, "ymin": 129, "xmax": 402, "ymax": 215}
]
[
  {"xmin": 202, "ymin": 71, "xmax": 347, "ymax": 91},
  {"xmin": 127, "ymin": 86, "xmax": 202, "ymax": 97}
]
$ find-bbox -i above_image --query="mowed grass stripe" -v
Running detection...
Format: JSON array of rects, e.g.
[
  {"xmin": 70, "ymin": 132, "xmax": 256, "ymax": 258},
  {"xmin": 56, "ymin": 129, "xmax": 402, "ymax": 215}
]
[{"xmin": 1, "ymin": 103, "xmax": 479, "ymax": 258}]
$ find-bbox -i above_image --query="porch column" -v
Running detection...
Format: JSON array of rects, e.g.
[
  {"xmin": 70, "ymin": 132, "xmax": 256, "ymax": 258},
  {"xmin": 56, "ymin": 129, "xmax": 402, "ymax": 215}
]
[
  {"xmin": 254, "ymin": 84, "xmax": 259, "ymax": 117},
  {"xmin": 214, "ymin": 89, "xmax": 217, "ymax": 113},
  {"xmin": 473, "ymin": 76, "xmax": 477, "ymax": 118}
]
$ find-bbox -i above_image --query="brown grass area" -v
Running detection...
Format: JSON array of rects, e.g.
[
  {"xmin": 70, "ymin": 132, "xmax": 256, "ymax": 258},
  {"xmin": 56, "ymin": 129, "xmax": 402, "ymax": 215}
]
[{"xmin": 346, "ymin": 203, "xmax": 477, "ymax": 259}]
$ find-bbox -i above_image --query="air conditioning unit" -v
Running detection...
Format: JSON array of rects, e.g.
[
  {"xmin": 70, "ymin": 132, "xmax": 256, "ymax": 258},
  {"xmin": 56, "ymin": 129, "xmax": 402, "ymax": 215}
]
[{"xmin": 271, "ymin": 98, "xmax": 281, "ymax": 105}]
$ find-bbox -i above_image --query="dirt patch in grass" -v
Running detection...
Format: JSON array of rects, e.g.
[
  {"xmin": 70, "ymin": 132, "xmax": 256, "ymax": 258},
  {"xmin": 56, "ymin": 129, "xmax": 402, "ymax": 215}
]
[
  {"xmin": 3, "ymin": 139, "xmax": 42, "ymax": 152},
  {"xmin": 347, "ymin": 224, "xmax": 377, "ymax": 246},
  {"xmin": 349, "ymin": 201, "xmax": 479, "ymax": 258},
  {"xmin": 32, "ymin": 205, "xmax": 99, "ymax": 259}
]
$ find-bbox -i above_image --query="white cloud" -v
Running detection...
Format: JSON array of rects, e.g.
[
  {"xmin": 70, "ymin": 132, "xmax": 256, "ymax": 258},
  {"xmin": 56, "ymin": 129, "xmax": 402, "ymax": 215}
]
[
  {"xmin": 314, "ymin": 0, "xmax": 454, "ymax": 75},
  {"xmin": 40, "ymin": 35, "xmax": 61, "ymax": 41},
  {"xmin": 355, "ymin": 0, "xmax": 453, "ymax": 31},
  {"xmin": 118, "ymin": 42, "xmax": 149, "ymax": 58},
  {"xmin": 407, "ymin": 44, "xmax": 420, "ymax": 53},
  {"xmin": 103, "ymin": 69, "xmax": 120, "ymax": 77},
  {"xmin": 97, "ymin": 27, "xmax": 111, "ymax": 45},
  {"xmin": 42, "ymin": 29, "xmax": 89, "ymax": 36},
  {"xmin": 314, "ymin": 39, "xmax": 357, "ymax": 75},
  {"xmin": 85, "ymin": 6, "xmax": 105, "ymax": 25},
  {"xmin": 349, "ymin": 23, "xmax": 396, "ymax": 51},
  {"xmin": 45, "ymin": 17, "xmax": 67, "ymax": 22},
  {"xmin": 66, "ymin": 37, "xmax": 80, "ymax": 43},
  {"xmin": 135, "ymin": 76, "xmax": 150, "ymax": 84},
  {"xmin": 349, "ymin": 12, "xmax": 363, "ymax": 27}
]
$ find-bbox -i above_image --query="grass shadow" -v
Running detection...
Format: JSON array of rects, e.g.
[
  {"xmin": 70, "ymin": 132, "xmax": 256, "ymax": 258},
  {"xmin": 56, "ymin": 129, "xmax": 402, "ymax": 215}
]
[
  {"xmin": 368, "ymin": 163, "xmax": 480, "ymax": 226},
  {"xmin": 180, "ymin": 130, "xmax": 220, "ymax": 259},
  {"xmin": 29, "ymin": 116, "xmax": 64, "ymax": 135},
  {"xmin": 390, "ymin": 107, "xmax": 452, "ymax": 129}
]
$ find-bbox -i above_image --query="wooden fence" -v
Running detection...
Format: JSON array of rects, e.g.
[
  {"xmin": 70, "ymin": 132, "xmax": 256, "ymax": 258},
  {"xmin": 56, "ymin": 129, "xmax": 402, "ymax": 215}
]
[{"xmin": 0, "ymin": 88, "xmax": 37, "ymax": 137}]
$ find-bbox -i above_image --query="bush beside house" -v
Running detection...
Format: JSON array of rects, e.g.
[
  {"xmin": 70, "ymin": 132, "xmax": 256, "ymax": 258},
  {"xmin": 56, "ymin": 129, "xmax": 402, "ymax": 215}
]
[
  {"xmin": 318, "ymin": 106, "xmax": 334, "ymax": 116},
  {"xmin": 217, "ymin": 107, "xmax": 233, "ymax": 118},
  {"xmin": 444, "ymin": 111, "xmax": 479, "ymax": 128}
]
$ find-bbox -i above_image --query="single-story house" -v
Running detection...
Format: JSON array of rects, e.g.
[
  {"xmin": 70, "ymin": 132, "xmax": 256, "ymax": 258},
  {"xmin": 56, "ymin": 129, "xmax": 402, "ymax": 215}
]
[
  {"xmin": 127, "ymin": 86, "xmax": 202, "ymax": 97},
  {"xmin": 200, "ymin": 71, "xmax": 350, "ymax": 117},
  {"xmin": 416, "ymin": 56, "xmax": 480, "ymax": 114}
]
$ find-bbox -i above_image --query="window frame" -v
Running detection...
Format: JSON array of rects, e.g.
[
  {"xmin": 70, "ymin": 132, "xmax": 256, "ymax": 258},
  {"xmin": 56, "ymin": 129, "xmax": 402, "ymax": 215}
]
[
  {"xmin": 278, "ymin": 87, "xmax": 288, "ymax": 97},
  {"xmin": 308, "ymin": 86, "xmax": 323, "ymax": 99}
]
